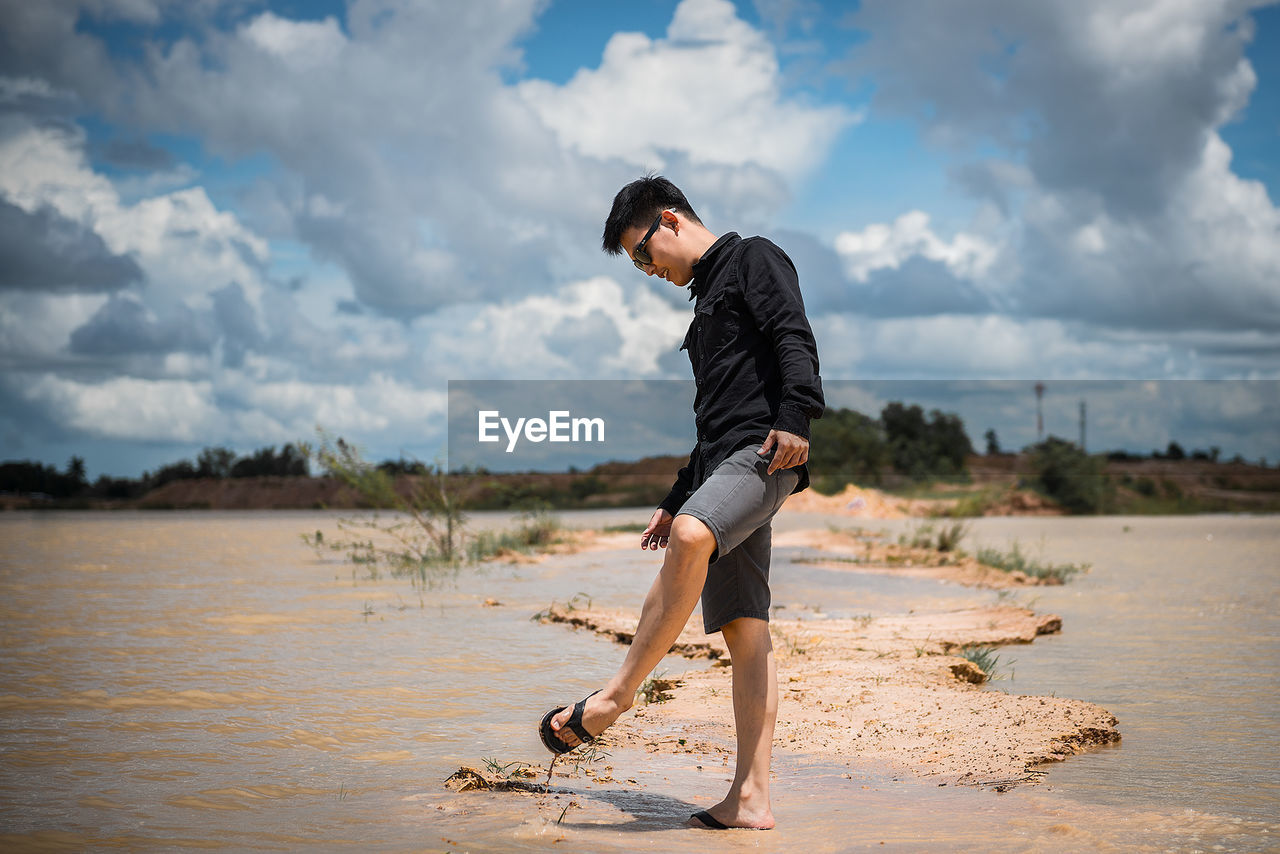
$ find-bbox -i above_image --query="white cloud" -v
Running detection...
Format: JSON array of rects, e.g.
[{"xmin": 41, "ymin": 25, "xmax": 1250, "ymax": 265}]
[
  {"xmin": 518, "ymin": 0, "xmax": 853, "ymax": 179},
  {"xmin": 0, "ymin": 291, "xmax": 108, "ymax": 361},
  {"xmin": 0, "ymin": 119, "xmax": 118, "ymax": 222},
  {"xmin": 226, "ymin": 373, "xmax": 440, "ymax": 437},
  {"xmin": 813, "ymin": 312, "xmax": 1189, "ymax": 380},
  {"xmin": 416, "ymin": 275, "xmax": 690, "ymax": 381},
  {"xmin": 101, "ymin": 187, "xmax": 270, "ymax": 303},
  {"xmin": 13, "ymin": 367, "xmax": 449, "ymax": 446},
  {"xmin": 23, "ymin": 374, "xmax": 219, "ymax": 442},
  {"xmin": 93, "ymin": 0, "xmax": 575, "ymax": 315},
  {"xmin": 6, "ymin": 0, "xmax": 853, "ymax": 321},
  {"xmin": 0, "ymin": 119, "xmax": 270, "ymax": 313},
  {"xmin": 842, "ymin": 0, "xmax": 1280, "ymax": 337},
  {"xmin": 240, "ymin": 12, "xmax": 346, "ymax": 69},
  {"xmin": 833, "ymin": 210, "xmax": 998, "ymax": 284}
]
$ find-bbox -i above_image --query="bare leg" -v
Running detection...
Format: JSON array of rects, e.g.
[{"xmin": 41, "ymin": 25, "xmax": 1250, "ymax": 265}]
[
  {"xmin": 690, "ymin": 616, "xmax": 777, "ymax": 830},
  {"xmin": 550, "ymin": 513, "xmax": 716, "ymax": 746}
]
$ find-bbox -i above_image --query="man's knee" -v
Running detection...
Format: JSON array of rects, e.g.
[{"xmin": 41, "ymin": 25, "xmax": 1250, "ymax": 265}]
[
  {"xmin": 671, "ymin": 513, "xmax": 716, "ymax": 557},
  {"xmin": 721, "ymin": 615, "xmax": 769, "ymax": 638}
]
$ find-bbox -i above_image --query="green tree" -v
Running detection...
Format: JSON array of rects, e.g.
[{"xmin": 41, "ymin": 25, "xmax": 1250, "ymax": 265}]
[
  {"xmin": 150, "ymin": 459, "xmax": 198, "ymax": 488},
  {"xmin": 928, "ymin": 410, "xmax": 973, "ymax": 473},
  {"xmin": 197, "ymin": 446, "xmax": 236, "ymax": 479},
  {"xmin": 1029, "ymin": 436, "xmax": 1112, "ymax": 514},
  {"xmin": 808, "ymin": 407, "xmax": 889, "ymax": 488},
  {"xmin": 66, "ymin": 456, "xmax": 87, "ymax": 489},
  {"xmin": 984, "ymin": 429, "xmax": 1001, "ymax": 455},
  {"xmin": 880, "ymin": 402, "xmax": 973, "ymax": 479},
  {"xmin": 378, "ymin": 457, "xmax": 429, "ymax": 476},
  {"xmin": 230, "ymin": 444, "xmax": 309, "ymax": 477},
  {"xmin": 881, "ymin": 402, "xmax": 929, "ymax": 477}
]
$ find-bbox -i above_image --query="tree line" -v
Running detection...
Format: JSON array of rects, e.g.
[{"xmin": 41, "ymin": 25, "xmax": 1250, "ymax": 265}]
[
  {"xmin": 0, "ymin": 444, "xmax": 310, "ymax": 500},
  {"xmin": 806, "ymin": 404, "xmax": 1112, "ymax": 512},
  {"xmin": 2, "ymin": 406, "xmax": 1263, "ymax": 513},
  {"xmin": 808, "ymin": 402, "xmax": 974, "ymax": 487}
]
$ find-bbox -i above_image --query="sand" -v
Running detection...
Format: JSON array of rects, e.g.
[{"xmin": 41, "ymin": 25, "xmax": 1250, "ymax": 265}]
[
  {"xmin": 464, "ymin": 521, "xmax": 1116, "ymax": 794},
  {"xmin": 535, "ymin": 600, "xmax": 1117, "ymax": 790},
  {"xmin": 523, "ymin": 523, "xmax": 1114, "ymax": 790},
  {"xmin": 772, "ymin": 526, "xmax": 1070, "ymax": 587},
  {"xmin": 779, "ymin": 483, "xmax": 1064, "ymax": 518}
]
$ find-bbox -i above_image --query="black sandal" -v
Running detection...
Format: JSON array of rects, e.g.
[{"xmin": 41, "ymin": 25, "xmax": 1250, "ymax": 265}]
[
  {"xmin": 690, "ymin": 810, "xmax": 730, "ymax": 830},
  {"xmin": 539, "ymin": 690, "xmax": 601, "ymax": 755}
]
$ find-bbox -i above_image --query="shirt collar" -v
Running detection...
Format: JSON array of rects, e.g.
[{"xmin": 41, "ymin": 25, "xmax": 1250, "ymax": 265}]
[{"xmin": 688, "ymin": 232, "xmax": 740, "ymax": 301}]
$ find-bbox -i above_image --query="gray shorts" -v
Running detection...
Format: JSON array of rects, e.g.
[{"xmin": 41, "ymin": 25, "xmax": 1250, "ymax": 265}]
[{"xmin": 676, "ymin": 445, "xmax": 800, "ymax": 634}]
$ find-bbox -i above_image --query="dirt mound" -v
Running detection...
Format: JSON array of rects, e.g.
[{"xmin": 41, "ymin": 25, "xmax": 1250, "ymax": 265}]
[{"xmin": 781, "ymin": 484, "xmax": 909, "ymax": 518}]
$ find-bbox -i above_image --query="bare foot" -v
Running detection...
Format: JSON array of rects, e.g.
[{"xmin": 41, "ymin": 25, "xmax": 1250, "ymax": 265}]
[{"xmin": 549, "ymin": 690, "xmax": 629, "ymax": 748}]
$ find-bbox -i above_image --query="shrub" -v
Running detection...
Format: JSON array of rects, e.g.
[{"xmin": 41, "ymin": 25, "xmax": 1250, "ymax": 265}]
[
  {"xmin": 1028, "ymin": 436, "xmax": 1112, "ymax": 514},
  {"xmin": 881, "ymin": 402, "xmax": 973, "ymax": 480},
  {"xmin": 808, "ymin": 408, "xmax": 889, "ymax": 488}
]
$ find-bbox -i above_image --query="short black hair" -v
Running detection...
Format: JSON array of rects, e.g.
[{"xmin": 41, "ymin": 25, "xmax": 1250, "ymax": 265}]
[{"xmin": 601, "ymin": 174, "xmax": 702, "ymax": 255}]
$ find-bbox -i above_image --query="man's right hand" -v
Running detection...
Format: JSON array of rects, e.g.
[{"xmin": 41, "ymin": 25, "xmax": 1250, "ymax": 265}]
[{"xmin": 640, "ymin": 507, "xmax": 673, "ymax": 550}]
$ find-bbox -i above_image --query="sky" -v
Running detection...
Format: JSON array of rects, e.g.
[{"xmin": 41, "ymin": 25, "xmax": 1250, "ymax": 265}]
[{"xmin": 1, "ymin": 0, "xmax": 1279, "ymax": 478}]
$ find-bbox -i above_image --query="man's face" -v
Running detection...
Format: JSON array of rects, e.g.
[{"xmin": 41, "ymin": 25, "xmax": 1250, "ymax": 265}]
[{"xmin": 622, "ymin": 212, "xmax": 693, "ymax": 287}]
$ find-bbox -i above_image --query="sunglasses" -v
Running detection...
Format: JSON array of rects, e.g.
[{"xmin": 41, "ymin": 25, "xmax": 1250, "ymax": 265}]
[{"xmin": 631, "ymin": 212, "xmax": 667, "ymax": 270}]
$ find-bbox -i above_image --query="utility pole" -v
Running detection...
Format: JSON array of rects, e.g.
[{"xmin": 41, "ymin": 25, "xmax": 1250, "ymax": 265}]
[
  {"xmin": 1079, "ymin": 399, "xmax": 1086, "ymax": 452},
  {"xmin": 1035, "ymin": 382, "xmax": 1045, "ymax": 442}
]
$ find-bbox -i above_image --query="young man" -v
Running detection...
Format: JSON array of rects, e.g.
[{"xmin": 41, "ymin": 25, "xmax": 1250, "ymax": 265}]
[{"xmin": 540, "ymin": 175, "xmax": 824, "ymax": 830}]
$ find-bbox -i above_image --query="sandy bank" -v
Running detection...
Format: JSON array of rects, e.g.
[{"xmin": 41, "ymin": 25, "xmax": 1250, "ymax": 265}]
[
  {"xmin": 535, "ymin": 602, "xmax": 1117, "ymax": 789},
  {"xmin": 779, "ymin": 482, "xmax": 1064, "ymax": 518},
  {"xmin": 773, "ymin": 527, "xmax": 1071, "ymax": 587},
  {"xmin": 482, "ymin": 523, "xmax": 1040, "ymax": 591},
  {"xmin": 565, "ymin": 526, "xmax": 1073, "ymax": 588}
]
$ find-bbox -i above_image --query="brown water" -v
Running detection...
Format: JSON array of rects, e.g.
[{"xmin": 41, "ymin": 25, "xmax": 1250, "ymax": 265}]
[{"xmin": 0, "ymin": 510, "xmax": 1277, "ymax": 852}]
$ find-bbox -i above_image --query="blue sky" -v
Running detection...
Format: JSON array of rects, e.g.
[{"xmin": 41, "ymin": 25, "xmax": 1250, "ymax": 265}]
[{"xmin": 1, "ymin": 0, "xmax": 1278, "ymax": 478}]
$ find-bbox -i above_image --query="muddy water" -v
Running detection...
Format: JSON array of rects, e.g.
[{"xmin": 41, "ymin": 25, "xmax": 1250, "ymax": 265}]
[{"xmin": 0, "ymin": 510, "xmax": 1276, "ymax": 852}]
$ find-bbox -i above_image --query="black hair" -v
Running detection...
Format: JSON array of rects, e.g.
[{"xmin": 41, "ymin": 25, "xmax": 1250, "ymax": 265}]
[{"xmin": 601, "ymin": 173, "xmax": 703, "ymax": 255}]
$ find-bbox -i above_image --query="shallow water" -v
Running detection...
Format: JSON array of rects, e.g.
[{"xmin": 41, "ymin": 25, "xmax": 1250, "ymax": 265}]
[{"xmin": 0, "ymin": 510, "xmax": 1276, "ymax": 852}]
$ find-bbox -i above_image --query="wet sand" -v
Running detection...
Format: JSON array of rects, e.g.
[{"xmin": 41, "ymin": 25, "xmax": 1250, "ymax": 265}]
[{"xmin": 533, "ymin": 598, "xmax": 1116, "ymax": 789}]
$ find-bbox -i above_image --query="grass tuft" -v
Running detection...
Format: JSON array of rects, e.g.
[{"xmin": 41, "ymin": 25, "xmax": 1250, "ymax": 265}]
[
  {"xmin": 482, "ymin": 757, "xmax": 534, "ymax": 780},
  {"xmin": 635, "ymin": 670, "xmax": 677, "ymax": 705},
  {"xmin": 530, "ymin": 592, "xmax": 592, "ymax": 622},
  {"xmin": 958, "ymin": 645, "xmax": 1008, "ymax": 678},
  {"xmin": 466, "ymin": 507, "xmax": 564, "ymax": 562},
  {"xmin": 899, "ymin": 521, "xmax": 970, "ymax": 553},
  {"xmin": 975, "ymin": 541, "xmax": 1088, "ymax": 584}
]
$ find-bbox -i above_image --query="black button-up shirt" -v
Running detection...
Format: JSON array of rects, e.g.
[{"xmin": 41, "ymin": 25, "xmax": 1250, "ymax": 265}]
[{"xmin": 659, "ymin": 232, "xmax": 825, "ymax": 515}]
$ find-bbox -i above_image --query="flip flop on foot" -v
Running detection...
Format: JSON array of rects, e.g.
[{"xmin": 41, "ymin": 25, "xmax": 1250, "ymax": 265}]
[
  {"xmin": 689, "ymin": 810, "xmax": 730, "ymax": 830},
  {"xmin": 539, "ymin": 690, "xmax": 601, "ymax": 755},
  {"xmin": 689, "ymin": 810, "xmax": 772, "ymax": 831}
]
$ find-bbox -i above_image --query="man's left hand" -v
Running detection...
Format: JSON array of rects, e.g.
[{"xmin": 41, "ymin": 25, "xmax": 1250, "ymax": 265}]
[{"xmin": 758, "ymin": 429, "xmax": 808, "ymax": 475}]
